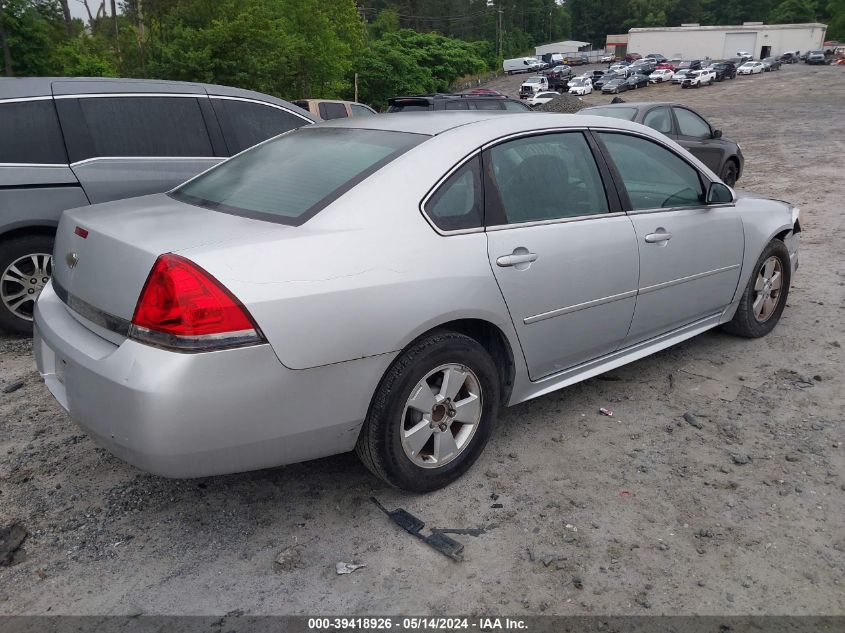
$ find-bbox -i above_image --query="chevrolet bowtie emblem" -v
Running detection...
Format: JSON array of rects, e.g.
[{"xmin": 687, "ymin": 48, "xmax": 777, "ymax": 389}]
[{"xmin": 66, "ymin": 252, "xmax": 78, "ymax": 269}]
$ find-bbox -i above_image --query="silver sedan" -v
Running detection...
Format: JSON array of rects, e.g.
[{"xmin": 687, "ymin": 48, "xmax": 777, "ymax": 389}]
[{"xmin": 34, "ymin": 113, "xmax": 801, "ymax": 492}]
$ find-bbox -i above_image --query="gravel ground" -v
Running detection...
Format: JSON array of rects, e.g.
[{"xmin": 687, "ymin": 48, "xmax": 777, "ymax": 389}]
[{"xmin": 1, "ymin": 63, "xmax": 844, "ymax": 616}]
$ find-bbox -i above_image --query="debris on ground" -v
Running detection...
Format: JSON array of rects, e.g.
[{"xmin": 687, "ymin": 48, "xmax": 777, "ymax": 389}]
[
  {"xmin": 0, "ymin": 522, "xmax": 28, "ymax": 566},
  {"xmin": 599, "ymin": 407, "xmax": 614, "ymax": 417},
  {"xmin": 2, "ymin": 379, "xmax": 24, "ymax": 394},
  {"xmin": 335, "ymin": 562, "xmax": 366, "ymax": 575},
  {"xmin": 731, "ymin": 453, "xmax": 752, "ymax": 465},
  {"xmin": 370, "ymin": 497, "xmax": 490, "ymax": 562},
  {"xmin": 683, "ymin": 412, "xmax": 703, "ymax": 429},
  {"xmin": 535, "ymin": 92, "xmax": 587, "ymax": 113},
  {"xmin": 274, "ymin": 543, "xmax": 304, "ymax": 572}
]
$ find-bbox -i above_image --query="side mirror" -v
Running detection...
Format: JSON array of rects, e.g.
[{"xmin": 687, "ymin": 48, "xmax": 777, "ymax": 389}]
[
  {"xmin": 707, "ymin": 181, "xmax": 733, "ymax": 204},
  {"xmin": 711, "ymin": 129, "xmax": 722, "ymax": 139}
]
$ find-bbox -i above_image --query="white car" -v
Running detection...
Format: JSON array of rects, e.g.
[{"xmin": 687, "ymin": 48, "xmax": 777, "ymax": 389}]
[
  {"xmin": 527, "ymin": 91, "xmax": 560, "ymax": 107},
  {"xmin": 568, "ymin": 77, "xmax": 593, "ymax": 95},
  {"xmin": 600, "ymin": 54, "xmax": 616, "ymax": 63},
  {"xmin": 681, "ymin": 69, "xmax": 716, "ymax": 88},
  {"xmin": 738, "ymin": 61, "xmax": 764, "ymax": 75},
  {"xmin": 649, "ymin": 68, "xmax": 674, "ymax": 83},
  {"xmin": 736, "ymin": 51, "xmax": 754, "ymax": 63}
]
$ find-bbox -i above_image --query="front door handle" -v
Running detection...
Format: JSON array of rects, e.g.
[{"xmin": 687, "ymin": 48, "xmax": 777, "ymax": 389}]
[
  {"xmin": 496, "ymin": 252, "xmax": 538, "ymax": 267},
  {"xmin": 644, "ymin": 230, "xmax": 672, "ymax": 243}
]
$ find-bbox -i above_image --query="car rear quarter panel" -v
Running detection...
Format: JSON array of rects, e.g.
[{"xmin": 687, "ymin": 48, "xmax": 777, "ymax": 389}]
[{"xmin": 178, "ymin": 130, "xmax": 521, "ymax": 371}]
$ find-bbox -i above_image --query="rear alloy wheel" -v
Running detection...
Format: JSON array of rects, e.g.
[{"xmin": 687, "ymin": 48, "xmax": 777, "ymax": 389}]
[
  {"xmin": 356, "ymin": 331, "xmax": 499, "ymax": 492},
  {"xmin": 721, "ymin": 161, "xmax": 739, "ymax": 187},
  {"xmin": 722, "ymin": 239, "xmax": 791, "ymax": 338},
  {"xmin": 0, "ymin": 235, "xmax": 54, "ymax": 335}
]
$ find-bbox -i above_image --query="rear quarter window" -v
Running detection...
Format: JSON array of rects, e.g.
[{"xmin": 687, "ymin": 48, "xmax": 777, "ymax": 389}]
[
  {"xmin": 211, "ymin": 98, "xmax": 310, "ymax": 154},
  {"xmin": 0, "ymin": 100, "xmax": 68, "ymax": 164}
]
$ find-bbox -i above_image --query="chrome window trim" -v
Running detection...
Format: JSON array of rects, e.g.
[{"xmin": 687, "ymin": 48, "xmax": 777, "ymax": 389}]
[
  {"xmin": 69, "ymin": 156, "xmax": 220, "ymax": 168},
  {"xmin": 0, "ymin": 96, "xmax": 55, "ymax": 104},
  {"xmin": 486, "ymin": 210, "xmax": 627, "ymax": 231},
  {"xmin": 524, "ymin": 289, "xmax": 638, "ymax": 324},
  {"xmin": 54, "ymin": 92, "xmax": 203, "ymax": 99},
  {"xmin": 480, "ymin": 126, "xmax": 590, "ymax": 151},
  {"xmin": 418, "ymin": 150, "xmax": 486, "ymax": 236},
  {"xmin": 0, "ymin": 162, "xmax": 69, "ymax": 168},
  {"xmin": 625, "ymin": 202, "xmax": 736, "ymax": 216},
  {"xmin": 638, "ymin": 264, "xmax": 741, "ymax": 295},
  {"xmin": 209, "ymin": 95, "xmax": 313, "ymax": 123}
]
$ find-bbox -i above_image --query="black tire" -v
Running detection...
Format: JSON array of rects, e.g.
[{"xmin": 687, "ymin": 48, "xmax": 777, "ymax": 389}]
[
  {"xmin": 721, "ymin": 239, "xmax": 791, "ymax": 338},
  {"xmin": 720, "ymin": 160, "xmax": 739, "ymax": 187},
  {"xmin": 0, "ymin": 234, "xmax": 55, "ymax": 335},
  {"xmin": 356, "ymin": 331, "xmax": 500, "ymax": 492}
]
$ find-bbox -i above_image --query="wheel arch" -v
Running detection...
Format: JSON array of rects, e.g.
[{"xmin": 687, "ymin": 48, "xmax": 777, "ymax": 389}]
[{"xmin": 0, "ymin": 223, "xmax": 58, "ymax": 244}]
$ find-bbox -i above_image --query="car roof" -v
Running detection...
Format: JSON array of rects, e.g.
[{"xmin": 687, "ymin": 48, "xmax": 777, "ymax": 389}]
[
  {"xmin": 0, "ymin": 77, "xmax": 309, "ymax": 115},
  {"xmin": 313, "ymin": 111, "xmax": 664, "ymax": 139}
]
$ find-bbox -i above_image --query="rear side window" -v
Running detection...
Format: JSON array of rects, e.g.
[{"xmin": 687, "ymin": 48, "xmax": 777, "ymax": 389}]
[
  {"xmin": 487, "ymin": 132, "xmax": 608, "ymax": 224},
  {"xmin": 77, "ymin": 96, "xmax": 212, "ymax": 158},
  {"xmin": 444, "ymin": 100, "xmax": 469, "ymax": 111},
  {"xmin": 171, "ymin": 127, "xmax": 424, "ymax": 226},
  {"xmin": 318, "ymin": 102, "xmax": 348, "ymax": 120},
  {"xmin": 674, "ymin": 107, "xmax": 712, "ymax": 139},
  {"xmin": 643, "ymin": 106, "xmax": 673, "ymax": 134},
  {"xmin": 583, "ymin": 106, "xmax": 637, "ymax": 121},
  {"xmin": 0, "ymin": 100, "xmax": 68, "ymax": 164},
  {"xmin": 424, "ymin": 157, "xmax": 483, "ymax": 231},
  {"xmin": 598, "ymin": 132, "xmax": 704, "ymax": 210},
  {"xmin": 388, "ymin": 100, "xmax": 431, "ymax": 112},
  {"xmin": 212, "ymin": 98, "xmax": 308, "ymax": 154}
]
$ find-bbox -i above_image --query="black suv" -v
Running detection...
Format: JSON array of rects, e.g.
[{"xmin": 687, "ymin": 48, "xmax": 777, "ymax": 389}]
[
  {"xmin": 709, "ymin": 61, "xmax": 737, "ymax": 80},
  {"xmin": 387, "ymin": 94, "xmax": 532, "ymax": 112}
]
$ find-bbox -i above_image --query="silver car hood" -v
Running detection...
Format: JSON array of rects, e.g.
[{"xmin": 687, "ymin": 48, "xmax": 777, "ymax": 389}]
[{"xmin": 52, "ymin": 193, "xmax": 286, "ymax": 324}]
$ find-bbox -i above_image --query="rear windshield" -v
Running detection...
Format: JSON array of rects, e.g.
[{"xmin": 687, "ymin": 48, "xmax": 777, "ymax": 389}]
[
  {"xmin": 171, "ymin": 127, "xmax": 424, "ymax": 225},
  {"xmin": 583, "ymin": 107, "xmax": 638, "ymax": 121},
  {"xmin": 388, "ymin": 100, "xmax": 431, "ymax": 112}
]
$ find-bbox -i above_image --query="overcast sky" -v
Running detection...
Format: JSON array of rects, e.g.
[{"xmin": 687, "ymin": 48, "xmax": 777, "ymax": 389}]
[{"xmin": 68, "ymin": 1, "xmax": 119, "ymax": 21}]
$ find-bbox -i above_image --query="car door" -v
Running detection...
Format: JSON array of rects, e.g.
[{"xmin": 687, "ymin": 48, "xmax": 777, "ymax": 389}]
[
  {"xmin": 670, "ymin": 106, "xmax": 724, "ymax": 174},
  {"xmin": 483, "ymin": 131, "xmax": 640, "ymax": 380},
  {"xmin": 595, "ymin": 131, "xmax": 743, "ymax": 344},
  {"xmin": 55, "ymin": 93, "xmax": 223, "ymax": 204}
]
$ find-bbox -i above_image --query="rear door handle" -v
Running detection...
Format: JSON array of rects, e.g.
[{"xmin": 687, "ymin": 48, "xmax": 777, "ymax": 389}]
[
  {"xmin": 496, "ymin": 252, "xmax": 538, "ymax": 267},
  {"xmin": 644, "ymin": 231, "xmax": 672, "ymax": 243}
]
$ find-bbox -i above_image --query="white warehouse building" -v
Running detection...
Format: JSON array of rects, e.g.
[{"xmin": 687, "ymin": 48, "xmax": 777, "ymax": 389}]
[{"xmin": 627, "ymin": 22, "xmax": 827, "ymax": 60}]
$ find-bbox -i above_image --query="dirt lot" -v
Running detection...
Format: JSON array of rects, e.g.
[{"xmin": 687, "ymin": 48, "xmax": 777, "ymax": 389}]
[{"xmin": 1, "ymin": 63, "xmax": 844, "ymax": 617}]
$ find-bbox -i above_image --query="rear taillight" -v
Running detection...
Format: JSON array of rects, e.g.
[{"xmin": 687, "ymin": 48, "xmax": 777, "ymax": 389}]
[{"xmin": 129, "ymin": 254, "xmax": 264, "ymax": 351}]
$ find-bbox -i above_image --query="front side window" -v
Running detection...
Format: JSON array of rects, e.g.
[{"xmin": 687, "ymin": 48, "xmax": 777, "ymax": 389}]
[
  {"xmin": 598, "ymin": 132, "xmax": 704, "ymax": 210},
  {"xmin": 487, "ymin": 132, "xmax": 608, "ymax": 225},
  {"xmin": 172, "ymin": 127, "xmax": 424, "ymax": 226},
  {"xmin": 424, "ymin": 157, "xmax": 483, "ymax": 231},
  {"xmin": 78, "ymin": 96, "xmax": 212, "ymax": 158},
  {"xmin": 212, "ymin": 98, "xmax": 309, "ymax": 154},
  {"xmin": 350, "ymin": 104, "xmax": 376, "ymax": 117},
  {"xmin": 0, "ymin": 100, "xmax": 67, "ymax": 164},
  {"xmin": 503, "ymin": 100, "xmax": 531, "ymax": 112},
  {"xmin": 444, "ymin": 100, "xmax": 469, "ymax": 110},
  {"xmin": 674, "ymin": 108, "xmax": 712, "ymax": 139},
  {"xmin": 472, "ymin": 99, "xmax": 504, "ymax": 111}
]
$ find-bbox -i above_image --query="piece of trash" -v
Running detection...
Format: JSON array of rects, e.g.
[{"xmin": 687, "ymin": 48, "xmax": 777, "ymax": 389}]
[
  {"xmin": 0, "ymin": 523, "xmax": 28, "ymax": 566},
  {"xmin": 565, "ymin": 523, "xmax": 578, "ymax": 532},
  {"xmin": 491, "ymin": 503, "xmax": 503, "ymax": 509},
  {"xmin": 619, "ymin": 490, "xmax": 633, "ymax": 498},
  {"xmin": 335, "ymin": 562, "xmax": 366, "ymax": 575},
  {"xmin": 683, "ymin": 412, "xmax": 702, "ymax": 429},
  {"xmin": 370, "ymin": 497, "xmax": 490, "ymax": 562},
  {"xmin": 274, "ymin": 545, "xmax": 304, "ymax": 572},
  {"xmin": 599, "ymin": 407, "xmax": 614, "ymax": 417},
  {"xmin": 2, "ymin": 380, "xmax": 24, "ymax": 394}
]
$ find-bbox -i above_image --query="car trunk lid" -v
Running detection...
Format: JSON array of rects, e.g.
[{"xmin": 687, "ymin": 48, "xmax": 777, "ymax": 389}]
[{"xmin": 52, "ymin": 193, "xmax": 286, "ymax": 337}]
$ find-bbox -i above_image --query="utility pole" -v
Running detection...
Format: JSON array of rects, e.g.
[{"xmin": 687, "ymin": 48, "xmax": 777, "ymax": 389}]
[{"xmin": 497, "ymin": 8, "xmax": 503, "ymax": 59}]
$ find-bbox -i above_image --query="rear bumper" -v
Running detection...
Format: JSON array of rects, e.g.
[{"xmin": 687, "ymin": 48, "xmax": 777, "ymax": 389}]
[{"xmin": 34, "ymin": 282, "xmax": 394, "ymax": 478}]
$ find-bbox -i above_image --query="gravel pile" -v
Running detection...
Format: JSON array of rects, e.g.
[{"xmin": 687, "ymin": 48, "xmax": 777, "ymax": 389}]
[{"xmin": 535, "ymin": 92, "xmax": 588, "ymax": 113}]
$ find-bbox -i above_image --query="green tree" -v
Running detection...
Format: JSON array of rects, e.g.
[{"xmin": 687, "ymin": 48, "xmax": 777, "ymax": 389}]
[{"xmin": 769, "ymin": 0, "xmax": 817, "ymax": 22}]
